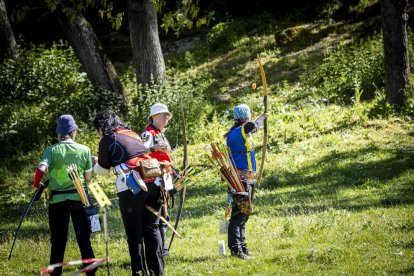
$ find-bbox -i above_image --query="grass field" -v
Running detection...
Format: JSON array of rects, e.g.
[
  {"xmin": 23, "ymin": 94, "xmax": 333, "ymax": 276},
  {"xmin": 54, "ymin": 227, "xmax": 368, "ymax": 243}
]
[{"xmin": 1, "ymin": 102, "xmax": 413, "ymax": 275}]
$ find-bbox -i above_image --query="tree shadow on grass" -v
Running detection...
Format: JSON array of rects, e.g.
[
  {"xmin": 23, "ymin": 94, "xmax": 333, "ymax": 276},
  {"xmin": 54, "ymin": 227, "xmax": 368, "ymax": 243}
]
[
  {"xmin": 391, "ymin": 267, "xmax": 414, "ymax": 275},
  {"xmin": 2, "ymin": 144, "xmax": 412, "ymax": 233},
  {"xmin": 167, "ymin": 255, "xmax": 217, "ymax": 263},
  {"xmin": 258, "ymin": 145, "xmax": 414, "ymax": 215}
]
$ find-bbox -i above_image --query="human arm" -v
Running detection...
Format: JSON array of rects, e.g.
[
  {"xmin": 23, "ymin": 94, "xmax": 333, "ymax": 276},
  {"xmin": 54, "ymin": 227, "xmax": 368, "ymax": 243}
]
[
  {"xmin": 34, "ymin": 147, "xmax": 51, "ymax": 189},
  {"xmin": 84, "ymin": 149, "xmax": 93, "ymax": 183},
  {"xmin": 243, "ymin": 112, "xmax": 270, "ymax": 134},
  {"xmin": 84, "ymin": 170, "xmax": 93, "ymax": 183},
  {"xmin": 254, "ymin": 112, "xmax": 269, "ymax": 130},
  {"xmin": 33, "ymin": 164, "xmax": 47, "ymax": 189},
  {"xmin": 94, "ymin": 163, "xmax": 110, "ymax": 176},
  {"xmin": 93, "ymin": 139, "xmax": 111, "ymax": 176},
  {"xmin": 141, "ymin": 130, "xmax": 168, "ymax": 153}
]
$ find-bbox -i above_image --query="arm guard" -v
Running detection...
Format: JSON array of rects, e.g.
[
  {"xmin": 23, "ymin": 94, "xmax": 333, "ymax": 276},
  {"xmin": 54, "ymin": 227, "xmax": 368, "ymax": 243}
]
[{"xmin": 33, "ymin": 168, "xmax": 45, "ymax": 188}]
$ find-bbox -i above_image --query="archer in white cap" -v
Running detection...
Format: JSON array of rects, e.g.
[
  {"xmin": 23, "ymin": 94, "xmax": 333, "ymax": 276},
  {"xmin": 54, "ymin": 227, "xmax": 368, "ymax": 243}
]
[{"xmin": 141, "ymin": 103, "xmax": 179, "ymax": 257}]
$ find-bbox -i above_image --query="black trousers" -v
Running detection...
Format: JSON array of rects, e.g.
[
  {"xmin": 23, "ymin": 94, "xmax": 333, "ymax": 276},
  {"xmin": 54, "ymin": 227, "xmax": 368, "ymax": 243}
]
[
  {"xmin": 228, "ymin": 183, "xmax": 255, "ymax": 254},
  {"xmin": 118, "ymin": 182, "xmax": 164, "ymax": 276},
  {"xmin": 159, "ymin": 218, "xmax": 169, "ymax": 256},
  {"xmin": 48, "ymin": 200, "xmax": 96, "ymax": 276}
]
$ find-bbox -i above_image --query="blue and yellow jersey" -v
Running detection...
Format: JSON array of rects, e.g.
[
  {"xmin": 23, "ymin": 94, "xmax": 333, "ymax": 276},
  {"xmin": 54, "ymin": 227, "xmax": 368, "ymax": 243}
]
[{"xmin": 226, "ymin": 123, "xmax": 256, "ymax": 172}]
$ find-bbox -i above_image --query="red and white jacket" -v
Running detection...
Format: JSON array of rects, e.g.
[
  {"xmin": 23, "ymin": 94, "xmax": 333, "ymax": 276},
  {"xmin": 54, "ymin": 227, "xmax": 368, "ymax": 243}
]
[{"xmin": 141, "ymin": 124, "xmax": 173, "ymax": 166}]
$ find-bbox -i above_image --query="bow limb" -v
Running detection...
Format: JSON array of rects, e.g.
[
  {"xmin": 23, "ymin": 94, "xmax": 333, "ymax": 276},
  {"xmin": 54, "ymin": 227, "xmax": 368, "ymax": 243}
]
[
  {"xmin": 9, "ymin": 179, "xmax": 49, "ymax": 260},
  {"xmin": 168, "ymin": 97, "xmax": 188, "ymax": 250},
  {"xmin": 257, "ymin": 55, "xmax": 268, "ymax": 185}
]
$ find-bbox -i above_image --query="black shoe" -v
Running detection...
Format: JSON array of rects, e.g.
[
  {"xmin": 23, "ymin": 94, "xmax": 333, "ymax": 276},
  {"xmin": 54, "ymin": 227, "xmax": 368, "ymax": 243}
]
[
  {"xmin": 243, "ymin": 248, "xmax": 255, "ymax": 258},
  {"xmin": 162, "ymin": 250, "xmax": 170, "ymax": 257},
  {"xmin": 243, "ymin": 248, "xmax": 254, "ymax": 256},
  {"xmin": 231, "ymin": 251, "xmax": 251, "ymax": 260}
]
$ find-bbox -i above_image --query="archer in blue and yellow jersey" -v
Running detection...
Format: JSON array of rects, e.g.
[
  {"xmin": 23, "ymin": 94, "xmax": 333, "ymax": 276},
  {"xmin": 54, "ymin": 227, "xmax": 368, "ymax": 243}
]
[
  {"xmin": 224, "ymin": 104, "xmax": 269, "ymax": 260},
  {"xmin": 226, "ymin": 121, "xmax": 258, "ymax": 172}
]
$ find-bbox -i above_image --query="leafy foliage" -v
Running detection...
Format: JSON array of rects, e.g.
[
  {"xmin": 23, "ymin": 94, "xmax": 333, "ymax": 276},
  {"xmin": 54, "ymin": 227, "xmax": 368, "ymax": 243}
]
[
  {"xmin": 300, "ymin": 34, "xmax": 385, "ymax": 104},
  {"xmin": 159, "ymin": 0, "xmax": 214, "ymax": 36},
  {"xmin": 1, "ymin": 7, "xmax": 414, "ymax": 276},
  {"xmin": 125, "ymin": 74, "xmax": 210, "ymax": 146},
  {"xmin": 207, "ymin": 21, "xmax": 238, "ymax": 52},
  {"xmin": 365, "ymin": 89, "xmax": 396, "ymax": 119},
  {"xmin": 0, "ymin": 41, "xmax": 123, "ymax": 157}
]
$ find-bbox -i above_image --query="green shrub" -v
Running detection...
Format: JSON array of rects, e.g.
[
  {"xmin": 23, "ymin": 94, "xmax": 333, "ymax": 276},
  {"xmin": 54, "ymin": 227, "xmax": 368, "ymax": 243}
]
[
  {"xmin": 366, "ymin": 89, "xmax": 396, "ymax": 119},
  {"xmin": 301, "ymin": 34, "xmax": 385, "ymax": 104},
  {"xmin": 125, "ymin": 76, "xmax": 210, "ymax": 147},
  {"xmin": 207, "ymin": 21, "xmax": 237, "ymax": 52},
  {"xmin": 0, "ymin": 41, "xmax": 123, "ymax": 158},
  {"xmin": 403, "ymin": 97, "xmax": 414, "ymax": 118}
]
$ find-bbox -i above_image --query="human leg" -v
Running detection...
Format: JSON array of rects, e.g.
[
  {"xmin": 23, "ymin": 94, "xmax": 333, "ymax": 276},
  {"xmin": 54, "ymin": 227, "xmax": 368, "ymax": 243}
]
[
  {"xmin": 159, "ymin": 221, "xmax": 169, "ymax": 256},
  {"xmin": 241, "ymin": 183, "xmax": 254, "ymax": 255},
  {"xmin": 240, "ymin": 215, "xmax": 251, "ymax": 255},
  {"xmin": 118, "ymin": 190, "xmax": 148, "ymax": 276},
  {"xmin": 70, "ymin": 200, "xmax": 96, "ymax": 276},
  {"xmin": 143, "ymin": 182, "xmax": 164, "ymax": 276},
  {"xmin": 49, "ymin": 201, "xmax": 70, "ymax": 276},
  {"xmin": 228, "ymin": 204, "xmax": 243, "ymax": 254}
]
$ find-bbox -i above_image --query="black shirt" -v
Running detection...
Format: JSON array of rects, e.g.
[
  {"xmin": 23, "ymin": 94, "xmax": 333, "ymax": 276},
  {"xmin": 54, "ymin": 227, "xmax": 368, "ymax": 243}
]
[{"xmin": 98, "ymin": 130, "xmax": 147, "ymax": 169}]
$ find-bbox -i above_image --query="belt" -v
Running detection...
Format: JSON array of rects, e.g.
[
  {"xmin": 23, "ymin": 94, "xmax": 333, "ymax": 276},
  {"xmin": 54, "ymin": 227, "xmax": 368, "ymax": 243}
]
[
  {"xmin": 237, "ymin": 170, "xmax": 256, "ymax": 180},
  {"xmin": 51, "ymin": 189, "xmax": 78, "ymax": 195}
]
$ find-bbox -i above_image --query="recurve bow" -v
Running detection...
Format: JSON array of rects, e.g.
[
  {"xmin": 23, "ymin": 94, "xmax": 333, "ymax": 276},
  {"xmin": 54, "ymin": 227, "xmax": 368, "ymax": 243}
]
[
  {"xmin": 168, "ymin": 97, "xmax": 188, "ymax": 250},
  {"xmin": 8, "ymin": 179, "xmax": 49, "ymax": 260},
  {"xmin": 257, "ymin": 54, "xmax": 268, "ymax": 185}
]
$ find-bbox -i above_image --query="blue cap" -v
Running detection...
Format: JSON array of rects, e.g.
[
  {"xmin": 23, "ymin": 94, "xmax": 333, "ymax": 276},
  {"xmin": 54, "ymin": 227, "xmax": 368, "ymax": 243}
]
[
  {"xmin": 56, "ymin": 114, "xmax": 78, "ymax": 135},
  {"xmin": 233, "ymin": 104, "xmax": 251, "ymax": 120}
]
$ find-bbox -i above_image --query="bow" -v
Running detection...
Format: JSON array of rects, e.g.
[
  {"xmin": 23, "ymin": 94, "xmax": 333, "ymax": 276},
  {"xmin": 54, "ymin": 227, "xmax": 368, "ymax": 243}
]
[
  {"xmin": 257, "ymin": 54, "xmax": 268, "ymax": 185},
  {"xmin": 8, "ymin": 179, "xmax": 49, "ymax": 260},
  {"xmin": 168, "ymin": 97, "xmax": 188, "ymax": 250}
]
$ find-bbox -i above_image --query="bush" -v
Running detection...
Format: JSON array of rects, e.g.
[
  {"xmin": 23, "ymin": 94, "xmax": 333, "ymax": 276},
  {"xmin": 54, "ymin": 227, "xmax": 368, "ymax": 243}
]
[
  {"xmin": 300, "ymin": 34, "xmax": 385, "ymax": 104},
  {"xmin": 207, "ymin": 21, "xmax": 237, "ymax": 52},
  {"xmin": 0, "ymin": 41, "xmax": 123, "ymax": 157},
  {"xmin": 125, "ymin": 76, "xmax": 210, "ymax": 147},
  {"xmin": 366, "ymin": 89, "xmax": 395, "ymax": 119}
]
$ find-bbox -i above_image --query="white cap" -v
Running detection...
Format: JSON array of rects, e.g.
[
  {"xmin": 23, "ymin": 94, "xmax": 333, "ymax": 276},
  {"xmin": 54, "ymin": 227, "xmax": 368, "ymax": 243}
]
[{"xmin": 149, "ymin": 103, "xmax": 172, "ymax": 119}]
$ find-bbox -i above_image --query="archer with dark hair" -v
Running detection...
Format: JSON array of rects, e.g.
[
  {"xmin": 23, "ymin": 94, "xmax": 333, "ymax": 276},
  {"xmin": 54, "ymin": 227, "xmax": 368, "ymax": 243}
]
[
  {"xmin": 93, "ymin": 110, "xmax": 129, "ymax": 136},
  {"xmin": 93, "ymin": 110, "xmax": 167, "ymax": 276}
]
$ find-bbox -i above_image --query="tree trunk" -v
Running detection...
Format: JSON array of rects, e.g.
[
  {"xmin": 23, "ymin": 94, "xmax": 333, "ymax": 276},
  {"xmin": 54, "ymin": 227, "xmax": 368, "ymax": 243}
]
[
  {"xmin": 128, "ymin": 0, "xmax": 166, "ymax": 87},
  {"xmin": 56, "ymin": 7, "xmax": 128, "ymax": 113},
  {"xmin": 0, "ymin": 0, "xmax": 18, "ymax": 61},
  {"xmin": 380, "ymin": 0, "xmax": 411, "ymax": 108}
]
